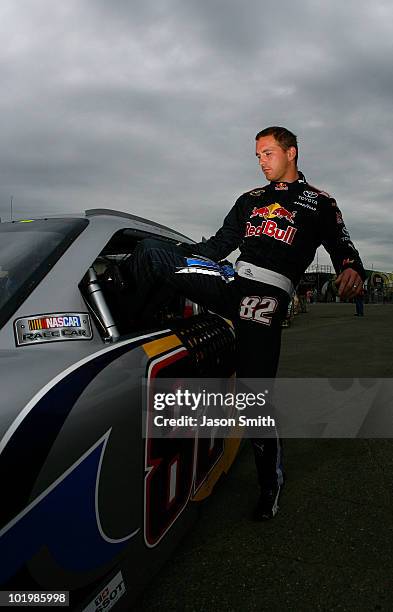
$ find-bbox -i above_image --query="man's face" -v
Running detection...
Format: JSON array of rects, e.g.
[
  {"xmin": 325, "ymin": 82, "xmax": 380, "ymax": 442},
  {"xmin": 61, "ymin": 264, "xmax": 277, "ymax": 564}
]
[{"xmin": 255, "ymin": 135, "xmax": 296, "ymax": 182}]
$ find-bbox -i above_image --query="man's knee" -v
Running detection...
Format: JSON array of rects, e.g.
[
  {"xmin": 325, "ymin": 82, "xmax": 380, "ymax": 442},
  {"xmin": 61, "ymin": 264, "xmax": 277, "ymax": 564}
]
[
  {"xmin": 132, "ymin": 237, "xmax": 187, "ymax": 284},
  {"xmin": 136, "ymin": 237, "xmax": 187, "ymax": 264},
  {"xmin": 133, "ymin": 238, "xmax": 170, "ymax": 270},
  {"xmin": 136, "ymin": 237, "xmax": 167, "ymax": 254}
]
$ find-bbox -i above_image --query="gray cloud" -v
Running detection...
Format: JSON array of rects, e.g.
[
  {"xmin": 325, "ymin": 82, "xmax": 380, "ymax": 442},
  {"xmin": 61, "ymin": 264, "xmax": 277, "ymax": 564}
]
[{"xmin": 0, "ymin": 0, "xmax": 392, "ymax": 271}]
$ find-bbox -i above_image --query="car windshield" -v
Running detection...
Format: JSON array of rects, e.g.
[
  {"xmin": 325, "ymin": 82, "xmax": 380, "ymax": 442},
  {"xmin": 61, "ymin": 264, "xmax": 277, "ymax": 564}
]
[{"xmin": 0, "ymin": 218, "xmax": 88, "ymax": 330}]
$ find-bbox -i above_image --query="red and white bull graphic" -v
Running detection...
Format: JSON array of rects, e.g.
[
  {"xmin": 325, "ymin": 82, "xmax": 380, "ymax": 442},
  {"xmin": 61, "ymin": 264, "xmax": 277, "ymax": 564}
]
[
  {"xmin": 247, "ymin": 203, "xmax": 297, "ymax": 245},
  {"xmin": 245, "ymin": 220, "xmax": 297, "ymax": 245},
  {"xmin": 250, "ymin": 203, "xmax": 297, "ymax": 224}
]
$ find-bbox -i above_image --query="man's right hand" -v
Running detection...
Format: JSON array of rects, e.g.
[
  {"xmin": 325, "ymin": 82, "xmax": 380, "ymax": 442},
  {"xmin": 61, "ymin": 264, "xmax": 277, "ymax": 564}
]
[{"xmin": 335, "ymin": 269, "xmax": 363, "ymax": 299}]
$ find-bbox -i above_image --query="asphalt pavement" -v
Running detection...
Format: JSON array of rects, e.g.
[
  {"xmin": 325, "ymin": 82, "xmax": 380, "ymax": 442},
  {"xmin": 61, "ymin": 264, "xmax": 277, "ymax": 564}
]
[{"xmin": 134, "ymin": 304, "xmax": 393, "ymax": 612}]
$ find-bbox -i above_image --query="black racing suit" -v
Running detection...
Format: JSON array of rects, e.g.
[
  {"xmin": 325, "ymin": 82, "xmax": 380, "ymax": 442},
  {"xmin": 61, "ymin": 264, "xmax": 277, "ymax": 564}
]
[
  {"xmin": 131, "ymin": 172, "xmax": 365, "ymax": 494},
  {"xmin": 190, "ymin": 172, "xmax": 365, "ymax": 286}
]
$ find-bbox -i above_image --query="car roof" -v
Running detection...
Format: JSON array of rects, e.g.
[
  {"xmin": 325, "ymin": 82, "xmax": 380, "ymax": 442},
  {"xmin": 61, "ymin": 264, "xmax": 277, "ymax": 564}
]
[
  {"xmin": 85, "ymin": 208, "xmax": 190, "ymax": 240},
  {"xmin": 2, "ymin": 208, "xmax": 192, "ymax": 243}
]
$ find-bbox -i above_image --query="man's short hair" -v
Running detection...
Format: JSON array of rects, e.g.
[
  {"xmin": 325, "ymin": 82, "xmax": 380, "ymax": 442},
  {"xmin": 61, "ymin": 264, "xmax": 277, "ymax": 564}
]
[{"xmin": 255, "ymin": 126, "xmax": 298, "ymax": 164}]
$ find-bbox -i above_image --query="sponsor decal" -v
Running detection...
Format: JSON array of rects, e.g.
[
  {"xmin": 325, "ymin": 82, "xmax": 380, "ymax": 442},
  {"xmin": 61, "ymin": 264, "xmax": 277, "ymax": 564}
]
[
  {"xmin": 28, "ymin": 315, "xmax": 82, "ymax": 331},
  {"xmin": 83, "ymin": 571, "xmax": 126, "ymax": 612},
  {"xmin": 303, "ymin": 190, "xmax": 318, "ymax": 198},
  {"xmin": 15, "ymin": 313, "xmax": 92, "ymax": 346},
  {"xmin": 298, "ymin": 194, "xmax": 319, "ymax": 204},
  {"xmin": 249, "ymin": 189, "xmax": 265, "ymax": 196},
  {"xmin": 336, "ymin": 211, "xmax": 343, "ymax": 224},
  {"xmin": 295, "ymin": 201, "xmax": 316, "ymax": 212},
  {"xmin": 250, "ymin": 203, "xmax": 297, "ymax": 224},
  {"xmin": 274, "ymin": 182, "xmax": 288, "ymax": 191},
  {"xmin": 245, "ymin": 221, "xmax": 297, "ymax": 245},
  {"xmin": 342, "ymin": 258, "xmax": 355, "ymax": 267}
]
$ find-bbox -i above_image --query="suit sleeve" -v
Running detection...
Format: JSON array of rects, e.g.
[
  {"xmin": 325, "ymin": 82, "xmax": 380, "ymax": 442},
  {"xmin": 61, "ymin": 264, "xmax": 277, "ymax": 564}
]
[
  {"xmin": 188, "ymin": 197, "xmax": 245, "ymax": 261},
  {"xmin": 321, "ymin": 197, "xmax": 366, "ymax": 280}
]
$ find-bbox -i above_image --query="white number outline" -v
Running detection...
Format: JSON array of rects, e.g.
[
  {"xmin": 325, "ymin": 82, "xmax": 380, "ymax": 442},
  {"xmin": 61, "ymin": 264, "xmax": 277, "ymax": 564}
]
[{"xmin": 239, "ymin": 296, "xmax": 278, "ymax": 326}]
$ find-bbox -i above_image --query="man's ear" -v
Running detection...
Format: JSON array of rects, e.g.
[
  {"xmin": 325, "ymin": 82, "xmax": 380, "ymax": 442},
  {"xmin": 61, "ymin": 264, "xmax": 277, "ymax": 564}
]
[{"xmin": 287, "ymin": 146, "xmax": 297, "ymax": 162}]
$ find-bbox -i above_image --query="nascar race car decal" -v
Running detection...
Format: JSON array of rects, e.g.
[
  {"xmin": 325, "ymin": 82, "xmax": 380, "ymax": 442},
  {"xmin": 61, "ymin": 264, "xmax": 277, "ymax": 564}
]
[{"xmin": 14, "ymin": 313, "xmax": 93, "ymax": 346}]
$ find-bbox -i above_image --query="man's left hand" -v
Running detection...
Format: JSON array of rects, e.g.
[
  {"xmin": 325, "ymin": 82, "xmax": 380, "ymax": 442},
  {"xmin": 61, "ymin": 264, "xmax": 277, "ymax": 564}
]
[{"xmin": 335, "ymin": 269, "xmax": 363, "ymax": 299}]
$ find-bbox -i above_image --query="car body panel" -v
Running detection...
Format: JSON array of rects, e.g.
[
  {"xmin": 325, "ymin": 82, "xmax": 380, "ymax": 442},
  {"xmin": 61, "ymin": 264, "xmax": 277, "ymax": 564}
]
[{"xmin": 0, "ymin": 210, "xmax": 238, "ymax": 610}]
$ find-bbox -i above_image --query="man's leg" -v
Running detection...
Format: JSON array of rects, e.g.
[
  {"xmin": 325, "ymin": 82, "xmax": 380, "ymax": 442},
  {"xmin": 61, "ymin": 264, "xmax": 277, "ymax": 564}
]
[
  {"xmin": 130, "ymin": 242, "xmax": 288, "ymax": 519},
  {"xmin": 128, "ymin": 238, "xmax": 235, "ymax": 320},
  {"xmin": 233, "ymin": 279, "xmax": 289, "ymax": 519}
]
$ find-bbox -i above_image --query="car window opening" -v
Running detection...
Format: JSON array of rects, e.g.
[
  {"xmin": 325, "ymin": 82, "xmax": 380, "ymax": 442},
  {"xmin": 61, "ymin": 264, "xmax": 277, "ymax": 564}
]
[{"xmin": 80, "ymin": 231, "xmax": 203, "ymax": 341}]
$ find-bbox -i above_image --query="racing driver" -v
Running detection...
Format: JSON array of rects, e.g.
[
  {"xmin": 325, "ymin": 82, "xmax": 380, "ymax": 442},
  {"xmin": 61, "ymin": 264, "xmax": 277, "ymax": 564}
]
[{"xmin": 130, "ymin": 126, "xmax": 365, "ymax": 520}]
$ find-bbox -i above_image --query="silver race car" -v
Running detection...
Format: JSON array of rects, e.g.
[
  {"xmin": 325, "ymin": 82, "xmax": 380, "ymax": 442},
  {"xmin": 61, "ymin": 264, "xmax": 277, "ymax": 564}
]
[{"xmin": 0, "ymin": 210, "xmax": 239, "ymax": 611}]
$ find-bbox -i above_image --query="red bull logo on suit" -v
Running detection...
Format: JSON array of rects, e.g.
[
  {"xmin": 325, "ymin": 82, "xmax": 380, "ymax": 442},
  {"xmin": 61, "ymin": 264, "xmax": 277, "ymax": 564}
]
[
  {"xmin": 250, "ymin": 203, "xmax": 297, "ymax": 224},
  {"xmin": 247, "ymin": 203, "xmax": 297, "ymax": 245},
  {"xmin": 245, "ymin": 221, "xmax": 297, "ymax": 244}
]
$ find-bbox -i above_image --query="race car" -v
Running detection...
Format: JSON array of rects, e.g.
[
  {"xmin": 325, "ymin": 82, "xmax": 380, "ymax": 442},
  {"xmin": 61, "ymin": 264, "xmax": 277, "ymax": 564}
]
[{"xmin": 0, "ymin": 209, "xmax": 239, "ymax": 610}]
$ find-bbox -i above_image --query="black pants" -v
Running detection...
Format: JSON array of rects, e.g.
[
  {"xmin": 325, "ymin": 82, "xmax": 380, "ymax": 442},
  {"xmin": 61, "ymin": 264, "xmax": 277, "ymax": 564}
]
[{"xmin": 131, "ymin": 238, "xmax": 289, "ymax": 492}]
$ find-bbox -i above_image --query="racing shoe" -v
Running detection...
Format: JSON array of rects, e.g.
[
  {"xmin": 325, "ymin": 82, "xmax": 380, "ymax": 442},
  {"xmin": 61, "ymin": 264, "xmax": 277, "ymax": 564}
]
[{"xmin": 252, "ymin": 485, "xmax": 282, "ymax": 521}]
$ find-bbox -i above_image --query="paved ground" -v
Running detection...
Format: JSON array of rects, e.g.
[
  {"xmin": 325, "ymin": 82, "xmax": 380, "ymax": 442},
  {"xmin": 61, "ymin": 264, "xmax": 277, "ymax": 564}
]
[{"xmin": 134, "ymin": 304, "xmax": 393, "ymax": 612}]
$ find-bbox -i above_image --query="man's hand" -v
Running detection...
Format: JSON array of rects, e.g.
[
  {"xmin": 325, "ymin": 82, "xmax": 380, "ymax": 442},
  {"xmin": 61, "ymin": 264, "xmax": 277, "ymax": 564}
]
[{"xmin": 335, "ymin": 268, "xmax": 363, "ymax": 299}]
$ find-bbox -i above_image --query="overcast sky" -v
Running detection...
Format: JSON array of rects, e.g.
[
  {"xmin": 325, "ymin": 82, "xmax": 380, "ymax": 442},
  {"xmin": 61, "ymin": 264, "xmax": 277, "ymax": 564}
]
[{"xmin": 1, "ymin": 0, "xmax": 392, "ymax": 271}]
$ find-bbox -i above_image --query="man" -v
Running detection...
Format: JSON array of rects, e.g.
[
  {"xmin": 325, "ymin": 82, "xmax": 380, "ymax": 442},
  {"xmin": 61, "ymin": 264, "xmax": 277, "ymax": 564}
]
[{"xmin": 130, "ymin": 126, "xmax": 365, "ymax": 519}]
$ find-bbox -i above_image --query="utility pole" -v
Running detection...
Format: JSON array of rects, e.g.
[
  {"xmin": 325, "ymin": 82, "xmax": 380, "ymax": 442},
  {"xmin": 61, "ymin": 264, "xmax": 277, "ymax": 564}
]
[{"xmin": 10, "ymin": 196, "xmax": 13, "ymax": 221}]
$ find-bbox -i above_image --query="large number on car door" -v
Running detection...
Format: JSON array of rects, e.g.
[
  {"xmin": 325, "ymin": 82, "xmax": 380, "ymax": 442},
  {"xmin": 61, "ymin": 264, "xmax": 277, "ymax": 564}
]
[{"xmin": 143, "ymin": 343, "xmax": 225, "ymax": 547}]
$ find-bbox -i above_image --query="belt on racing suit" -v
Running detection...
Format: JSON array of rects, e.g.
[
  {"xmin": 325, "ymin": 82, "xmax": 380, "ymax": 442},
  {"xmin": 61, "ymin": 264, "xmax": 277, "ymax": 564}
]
[{"xmin": 235, "ymin": 261, "xmax": 294, "ymax": 297}]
